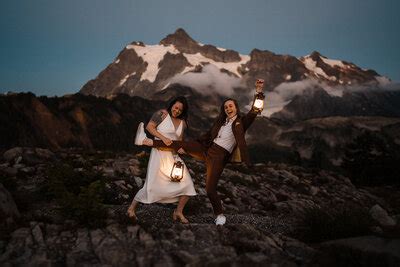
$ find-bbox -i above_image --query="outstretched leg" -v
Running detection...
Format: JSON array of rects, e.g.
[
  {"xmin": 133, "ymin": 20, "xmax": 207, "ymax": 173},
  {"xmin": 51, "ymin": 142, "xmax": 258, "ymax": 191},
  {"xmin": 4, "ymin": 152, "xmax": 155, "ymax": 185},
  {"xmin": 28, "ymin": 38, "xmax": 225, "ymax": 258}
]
[{"xmin": 148, "ymin": 140, "xmax": 207, "ymax": 162}]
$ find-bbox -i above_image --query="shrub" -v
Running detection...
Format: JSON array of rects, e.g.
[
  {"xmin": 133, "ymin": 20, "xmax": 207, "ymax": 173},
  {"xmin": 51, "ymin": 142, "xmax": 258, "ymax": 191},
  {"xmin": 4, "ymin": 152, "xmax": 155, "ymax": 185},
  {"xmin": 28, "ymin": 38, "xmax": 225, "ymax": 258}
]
[
  {"xmin": 45, "ymin": 163, "xmax": 107, "ymax": 227},
  {"xmin": 294, "ymin": 205, "xmax": 373, "ymax": 243},
  {"xmin": 342, "ymin": 132, "xmax": 400, "ymax": 186}
]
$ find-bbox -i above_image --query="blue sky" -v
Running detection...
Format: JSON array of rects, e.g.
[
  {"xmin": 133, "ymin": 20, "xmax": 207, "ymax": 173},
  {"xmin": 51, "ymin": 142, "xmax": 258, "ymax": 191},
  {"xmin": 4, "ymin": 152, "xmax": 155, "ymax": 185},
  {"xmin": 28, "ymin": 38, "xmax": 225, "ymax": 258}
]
[{"xmin": 0, "ymin": 0, "xmax": 399, "ymax": 96}]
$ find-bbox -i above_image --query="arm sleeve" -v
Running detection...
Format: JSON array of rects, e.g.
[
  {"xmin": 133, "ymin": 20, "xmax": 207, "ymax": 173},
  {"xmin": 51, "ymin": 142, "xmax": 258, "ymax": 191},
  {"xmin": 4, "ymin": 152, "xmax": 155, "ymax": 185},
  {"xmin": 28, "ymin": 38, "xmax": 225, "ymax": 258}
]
[{"xmin": 241, "ymin": 109, "xmax": 258, "ymax": 131}]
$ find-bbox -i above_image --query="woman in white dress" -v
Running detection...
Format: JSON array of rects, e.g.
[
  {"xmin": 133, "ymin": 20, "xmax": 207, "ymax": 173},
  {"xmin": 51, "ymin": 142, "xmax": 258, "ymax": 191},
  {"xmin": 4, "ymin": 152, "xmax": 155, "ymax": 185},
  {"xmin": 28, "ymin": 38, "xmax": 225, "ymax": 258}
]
[{"xmin": 127, "ymin": 96, "xmax": 196, "ymax": 224}]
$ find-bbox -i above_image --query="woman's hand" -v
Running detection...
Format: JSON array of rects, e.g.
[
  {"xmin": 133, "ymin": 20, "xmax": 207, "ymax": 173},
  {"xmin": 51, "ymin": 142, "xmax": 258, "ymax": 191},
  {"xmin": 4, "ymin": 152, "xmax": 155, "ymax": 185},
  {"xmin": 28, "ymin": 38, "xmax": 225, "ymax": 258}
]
[
  {"xmin": 255, "ymin": 79, "xmax": 264, "ymax": 93},
  {"xmin": 177, "ymin": 148, "xmax": 186, "ymax": 154},
  {"xmin": 161, "ymin": 137, "xmax": 173, "ymax": 146}
]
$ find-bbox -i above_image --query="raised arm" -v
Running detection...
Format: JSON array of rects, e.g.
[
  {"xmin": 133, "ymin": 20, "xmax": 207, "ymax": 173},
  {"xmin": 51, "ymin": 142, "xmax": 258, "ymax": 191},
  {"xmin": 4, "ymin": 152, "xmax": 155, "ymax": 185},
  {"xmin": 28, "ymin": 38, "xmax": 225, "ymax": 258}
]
[{"xmin": 242, "ymin": 79, "xmax": 265, "ymax": 130}]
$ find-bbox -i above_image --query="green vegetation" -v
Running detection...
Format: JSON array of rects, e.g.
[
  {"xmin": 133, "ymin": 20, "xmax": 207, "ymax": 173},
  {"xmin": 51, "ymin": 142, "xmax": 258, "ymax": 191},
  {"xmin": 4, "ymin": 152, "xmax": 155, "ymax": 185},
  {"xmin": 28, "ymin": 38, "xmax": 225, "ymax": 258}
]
[{"xmin": 45, "ymin": 163, "xmax": 107, "ymax": 228}]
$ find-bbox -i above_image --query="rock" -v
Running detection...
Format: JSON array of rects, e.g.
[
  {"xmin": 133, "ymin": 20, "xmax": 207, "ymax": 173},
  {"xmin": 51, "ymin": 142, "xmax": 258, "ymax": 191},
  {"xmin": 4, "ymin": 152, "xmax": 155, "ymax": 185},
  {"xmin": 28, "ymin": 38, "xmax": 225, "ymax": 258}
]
[
  {"xmin": 15, "ymin": 156, "xmax": 22, "ymax": 164},
  {"xmin": 102, "ymin": 167, "xmax": 115, "ymax": 177},
  {"xmin": 134, "ymin": 176, "xmax": 143, "ymax": 187},
  {"xmin": 112, "ymin": 160, "xmax": 131, "ymax": 175},
  {"xmin": 1, "ymin": 167, "xmax": 18, "ymax": 177},
  {"xmin": 20, "ymin": 167, "xmax": 35, "ymax": 174},
  {"xmin": 30, "ymin": 223, "xmax": 45, "ymax": 246},
  {"xmin": 22, "ymin": 150, "xmax": 42, "ymax": 165},
  {"xmin": 129, "ymin": 165, "xmax": 141, "ymax": 176},
  {"xmin": 318, "ymin": 236, "xmax": 400, "ymax": 267},
  {"xmin": 370, "ymin": 204, "xmax": 396, "ymax": 227},
  {"xmin": 0, "ymin": 228, "xmax": 31, "ymax": 263},
  {"xmin": 127, "ymin": 225, "xmax": 140, "ymax": 239},
  {"xmin": 93, "ymin": 234, "xmax": 133, "ymax": 266},
  {"xmin": 34, "ymin": 148, "xmax": 55, "ymax": 160},
  {"xmin": 309, "ymin": 186, "xmax": 319, "ymax": 196},
  {"xmin": 3, "ymin": 147, "xmax": 23, "ymax": 162},
  {"xmin": 0, "ymin": 183, "xmax": 20, "ymax": 226}
]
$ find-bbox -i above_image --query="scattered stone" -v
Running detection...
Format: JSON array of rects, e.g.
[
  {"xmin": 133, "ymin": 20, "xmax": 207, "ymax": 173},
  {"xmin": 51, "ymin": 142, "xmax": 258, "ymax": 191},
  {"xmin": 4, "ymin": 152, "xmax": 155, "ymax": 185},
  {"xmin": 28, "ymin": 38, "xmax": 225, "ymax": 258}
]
[{"xmin": 370, "ymin": 204, "xmax": 397, "ymax": 227}]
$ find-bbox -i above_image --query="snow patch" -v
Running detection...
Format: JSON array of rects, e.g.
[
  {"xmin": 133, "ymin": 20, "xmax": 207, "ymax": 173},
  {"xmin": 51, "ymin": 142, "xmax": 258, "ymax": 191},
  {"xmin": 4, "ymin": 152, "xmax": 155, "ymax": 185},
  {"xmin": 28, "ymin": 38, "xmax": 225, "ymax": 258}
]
[
  {"xmin": 320, "ymin": 57, "xmax": 345, "ymax": 68},
  {"xmin": 127, "ymin": 44, "xmax": 179, "ymax": 82},
  {"xmin": 303, "ymin": 57, "xmax": 330, "ymax": 79},
  {"xmin": 119, "ymin": 72, "xmax": 136, "ymax": 86},
  {"xmin": 162, "ymin": 82, "xmax": 170, "ymax": 90},
  {"xmin": 183, "ymin": 53, "xmax": 250, "ymax": 77}
]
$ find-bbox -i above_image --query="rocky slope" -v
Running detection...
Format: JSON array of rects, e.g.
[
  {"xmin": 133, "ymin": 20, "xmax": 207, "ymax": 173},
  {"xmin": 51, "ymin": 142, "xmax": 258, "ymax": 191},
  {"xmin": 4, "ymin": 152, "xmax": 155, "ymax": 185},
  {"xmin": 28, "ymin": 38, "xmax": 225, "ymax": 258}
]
[
  {"xmin": 0, "ymin": 92, "xmax": 209, "ymax": 151},
  {"xmin": 1, "ymin": 147, "xmax": 399, "ymax": 266}
]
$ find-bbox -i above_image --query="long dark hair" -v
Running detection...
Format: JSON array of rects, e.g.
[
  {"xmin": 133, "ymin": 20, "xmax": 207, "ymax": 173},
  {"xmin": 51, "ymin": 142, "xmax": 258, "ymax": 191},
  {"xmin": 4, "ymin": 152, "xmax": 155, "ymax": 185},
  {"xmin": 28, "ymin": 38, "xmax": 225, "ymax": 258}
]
[
  {"xmin": 215, "ymin": 98, "xmax": 241, "ymax": 125},
  {"xmin": 167, "ymin": 96, "xmax": 189, "ymax": 125}
]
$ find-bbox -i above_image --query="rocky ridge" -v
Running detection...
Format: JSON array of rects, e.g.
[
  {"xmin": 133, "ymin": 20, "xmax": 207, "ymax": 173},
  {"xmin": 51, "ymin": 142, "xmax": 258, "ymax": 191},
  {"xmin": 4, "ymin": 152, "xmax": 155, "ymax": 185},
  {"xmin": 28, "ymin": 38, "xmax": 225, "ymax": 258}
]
[{"xmin": 80, "ymin": 28, "xmax": 386, "ymax": 99}]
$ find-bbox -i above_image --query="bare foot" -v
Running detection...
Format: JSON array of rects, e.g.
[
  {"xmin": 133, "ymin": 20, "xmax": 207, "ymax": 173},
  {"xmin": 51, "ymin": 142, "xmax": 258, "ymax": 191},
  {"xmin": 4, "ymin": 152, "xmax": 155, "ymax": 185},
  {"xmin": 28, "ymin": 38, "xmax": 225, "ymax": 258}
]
[
  {"xmin": 127, "ymin": 206, "xmax": 138, "ymax": 224},
  {"xmin": 173, "ymin": 210, "xmax": 189, "ymax": 224},
  {"xmin": 143, "ymin": 138, "xmax": 153, "ymax": 146}
]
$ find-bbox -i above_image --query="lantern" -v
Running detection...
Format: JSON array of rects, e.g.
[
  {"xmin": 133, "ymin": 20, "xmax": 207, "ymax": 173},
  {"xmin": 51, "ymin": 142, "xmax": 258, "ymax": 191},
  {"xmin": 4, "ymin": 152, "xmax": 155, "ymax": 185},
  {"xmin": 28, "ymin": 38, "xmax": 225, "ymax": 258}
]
[
  {"xmin": 170, "ymin": 158, "xmax": 184, "ymax": 182},
  {"xmin": 252, "ymin": 92, "xmax": 265, "ymax": 112}
]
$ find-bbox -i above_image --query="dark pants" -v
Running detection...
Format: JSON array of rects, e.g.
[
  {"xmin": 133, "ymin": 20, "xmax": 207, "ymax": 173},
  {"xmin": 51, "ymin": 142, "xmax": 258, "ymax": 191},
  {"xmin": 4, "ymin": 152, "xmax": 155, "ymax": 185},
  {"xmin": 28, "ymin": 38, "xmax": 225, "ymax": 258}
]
[{"xmin": 152, "ymin": 140, "xmax": 230, "ymax": 215}]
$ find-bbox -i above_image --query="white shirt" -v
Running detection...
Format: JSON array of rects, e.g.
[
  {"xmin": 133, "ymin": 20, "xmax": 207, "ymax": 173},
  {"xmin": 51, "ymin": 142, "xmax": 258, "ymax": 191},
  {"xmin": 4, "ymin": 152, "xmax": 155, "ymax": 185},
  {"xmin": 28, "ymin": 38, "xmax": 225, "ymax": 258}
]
[{"xmin": 213, "ymin": 115, "xmax": 237, "ymax": 153}]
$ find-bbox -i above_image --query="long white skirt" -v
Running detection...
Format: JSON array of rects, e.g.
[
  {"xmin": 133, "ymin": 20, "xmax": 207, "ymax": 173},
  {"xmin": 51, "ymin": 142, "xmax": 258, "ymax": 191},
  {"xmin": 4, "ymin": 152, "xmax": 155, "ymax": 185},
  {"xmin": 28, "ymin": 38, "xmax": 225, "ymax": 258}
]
[{"xmin": 134, "ymin": 148, "xmax": 196, "ymax": 203}]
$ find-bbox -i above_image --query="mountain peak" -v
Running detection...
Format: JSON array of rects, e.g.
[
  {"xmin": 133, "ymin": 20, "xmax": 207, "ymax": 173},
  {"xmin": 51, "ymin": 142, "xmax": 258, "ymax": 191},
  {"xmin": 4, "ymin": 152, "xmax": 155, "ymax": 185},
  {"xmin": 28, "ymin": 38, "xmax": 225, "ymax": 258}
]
[
  {"xmin": 309, "ymin": 51, "xmax": 323, "ymax": 60},
  {"xmin": 160, "ymin": 28, "xmax": 199, "ymax": 50}
]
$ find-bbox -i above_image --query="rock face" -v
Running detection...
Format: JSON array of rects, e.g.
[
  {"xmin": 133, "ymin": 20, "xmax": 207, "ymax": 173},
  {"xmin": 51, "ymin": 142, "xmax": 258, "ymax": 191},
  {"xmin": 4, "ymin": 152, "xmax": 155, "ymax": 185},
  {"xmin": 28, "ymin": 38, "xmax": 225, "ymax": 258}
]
[
  {"xmin": 0, "ymin": 183, "xmax": 20, "ymax": 226},
  {"xmin": 1, "ymin": 147, "xmax": 399, "ymax": 266}
]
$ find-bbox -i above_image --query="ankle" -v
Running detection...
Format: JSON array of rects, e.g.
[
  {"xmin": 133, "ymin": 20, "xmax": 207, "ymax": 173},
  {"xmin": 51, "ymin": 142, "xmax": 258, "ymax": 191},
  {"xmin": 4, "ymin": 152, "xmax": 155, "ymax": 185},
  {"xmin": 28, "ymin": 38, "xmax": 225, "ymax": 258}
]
[{"xmin": 174, "ymin": 209, "xmax": 182, "ymax": 214}]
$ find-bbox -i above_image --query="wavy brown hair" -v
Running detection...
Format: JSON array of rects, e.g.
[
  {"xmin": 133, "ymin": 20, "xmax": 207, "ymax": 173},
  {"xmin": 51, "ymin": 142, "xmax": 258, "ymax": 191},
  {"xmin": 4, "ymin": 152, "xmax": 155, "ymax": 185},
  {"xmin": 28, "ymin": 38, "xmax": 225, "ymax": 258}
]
[{"xmin": 215, "ymin": 98, "xmax": 241, "ymax": 125}]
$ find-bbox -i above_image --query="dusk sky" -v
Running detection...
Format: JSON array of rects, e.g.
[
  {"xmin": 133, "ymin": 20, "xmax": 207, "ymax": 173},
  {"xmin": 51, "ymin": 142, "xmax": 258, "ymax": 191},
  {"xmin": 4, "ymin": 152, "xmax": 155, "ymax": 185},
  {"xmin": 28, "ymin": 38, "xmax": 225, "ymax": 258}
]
[{"xmin": 1, "ymin": 0, "xmax": 399, "ymax": 96}]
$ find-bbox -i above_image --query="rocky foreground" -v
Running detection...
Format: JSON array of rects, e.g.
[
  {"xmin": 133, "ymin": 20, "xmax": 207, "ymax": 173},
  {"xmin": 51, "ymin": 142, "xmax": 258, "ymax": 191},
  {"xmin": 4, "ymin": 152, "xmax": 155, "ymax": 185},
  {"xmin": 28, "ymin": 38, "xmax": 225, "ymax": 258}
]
[{"xmin": 1, "ymin": 147, "xmax": 400, "ymax": 266}]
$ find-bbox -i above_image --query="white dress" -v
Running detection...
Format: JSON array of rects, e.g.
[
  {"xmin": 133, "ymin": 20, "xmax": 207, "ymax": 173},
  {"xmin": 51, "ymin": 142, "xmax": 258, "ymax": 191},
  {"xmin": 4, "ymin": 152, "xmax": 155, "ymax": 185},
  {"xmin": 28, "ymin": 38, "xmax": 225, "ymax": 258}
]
[{"xmin": 134, "ymin": 114, "xmax": 197, "ymax": 203}]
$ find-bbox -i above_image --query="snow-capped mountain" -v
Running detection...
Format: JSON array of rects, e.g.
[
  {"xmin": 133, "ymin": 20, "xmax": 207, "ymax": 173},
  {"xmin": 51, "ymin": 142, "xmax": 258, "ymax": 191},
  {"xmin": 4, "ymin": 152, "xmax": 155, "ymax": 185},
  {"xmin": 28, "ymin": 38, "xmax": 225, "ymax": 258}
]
[{"xmin": 80, "ymin": 28, "xmax": 388, "ymax": 99}]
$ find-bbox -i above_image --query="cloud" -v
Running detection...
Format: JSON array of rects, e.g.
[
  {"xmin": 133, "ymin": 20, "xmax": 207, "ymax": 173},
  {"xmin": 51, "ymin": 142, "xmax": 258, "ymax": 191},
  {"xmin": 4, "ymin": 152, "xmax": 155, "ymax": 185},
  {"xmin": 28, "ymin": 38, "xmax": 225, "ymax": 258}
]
[
  {"xmin": 168, "ymin": 64, "xmax": 242, "ymax": 96},
  {"xmin": 261, "ymin": 79, "xmax": 321, "ymax": 117},
  {"xmin": 261, "ymin": 78, "xmax": 400, "ymax": 117}
]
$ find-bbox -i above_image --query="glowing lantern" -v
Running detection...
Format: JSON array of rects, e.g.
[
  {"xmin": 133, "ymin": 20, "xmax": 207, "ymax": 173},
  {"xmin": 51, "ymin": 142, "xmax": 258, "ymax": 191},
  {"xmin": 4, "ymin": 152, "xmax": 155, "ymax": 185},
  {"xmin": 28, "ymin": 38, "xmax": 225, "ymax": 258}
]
[
  {"xmin": 170, "ymin": 159, "xmax": 184, "ymax": 182},
  {"xmin": 252, "ymin": 92, "xmax": 265, "ymax": 112}
]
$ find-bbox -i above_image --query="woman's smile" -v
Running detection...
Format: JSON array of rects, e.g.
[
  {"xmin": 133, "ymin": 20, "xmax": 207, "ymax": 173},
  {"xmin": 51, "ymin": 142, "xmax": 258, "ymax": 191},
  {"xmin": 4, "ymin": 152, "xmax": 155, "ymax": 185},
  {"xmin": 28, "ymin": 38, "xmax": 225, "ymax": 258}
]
[
  {"xmin": 224, "ymin": 100, "xmax": 237, "ymax": 119},
  {"xmin": 171, "ymin": 102, "xmax": 183, "ymax": 118}
]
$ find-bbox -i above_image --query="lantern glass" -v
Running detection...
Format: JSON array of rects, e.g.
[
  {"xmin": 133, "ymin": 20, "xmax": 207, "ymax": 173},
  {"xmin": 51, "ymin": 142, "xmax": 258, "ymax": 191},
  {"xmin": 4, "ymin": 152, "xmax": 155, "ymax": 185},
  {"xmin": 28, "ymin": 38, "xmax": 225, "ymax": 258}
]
[
  {"xmin": 170, "ymin": 160, "xmax": 184, "ymax": 182},
  {"xmin": 252, "ymin": 92, "xmax": 265, "ymax": 112}
]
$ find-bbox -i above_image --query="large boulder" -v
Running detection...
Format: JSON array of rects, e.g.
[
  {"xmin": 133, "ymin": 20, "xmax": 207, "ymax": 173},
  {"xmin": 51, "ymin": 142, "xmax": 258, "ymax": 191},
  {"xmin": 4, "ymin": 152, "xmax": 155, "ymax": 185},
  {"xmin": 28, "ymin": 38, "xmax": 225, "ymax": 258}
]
[
  {"xmin": 0, "ymin": 183, "xmax": 20, "ymax": 226},
  {"xmin": 317, "ymin": 236, "xmax": 400, "ymax": 267}
]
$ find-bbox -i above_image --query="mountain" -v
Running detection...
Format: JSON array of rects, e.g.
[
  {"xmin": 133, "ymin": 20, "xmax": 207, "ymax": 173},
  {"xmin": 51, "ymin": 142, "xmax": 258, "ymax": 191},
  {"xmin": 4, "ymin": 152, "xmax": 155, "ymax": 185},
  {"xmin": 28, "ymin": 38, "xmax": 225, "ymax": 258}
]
[
  {"xmin": 80, "ymin": 28, "xmax": 388, "ymax": 99},
  {"xmin": 0, "ymin": 91, "xmax": 212, "ymax": 152},
  {"xmin": 2, "ymin": 28, "xmax": 400, "ymax": 175},
  {"xmin": 271, "ymin": 87, "xmax": 400, "ymax": 121}
]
